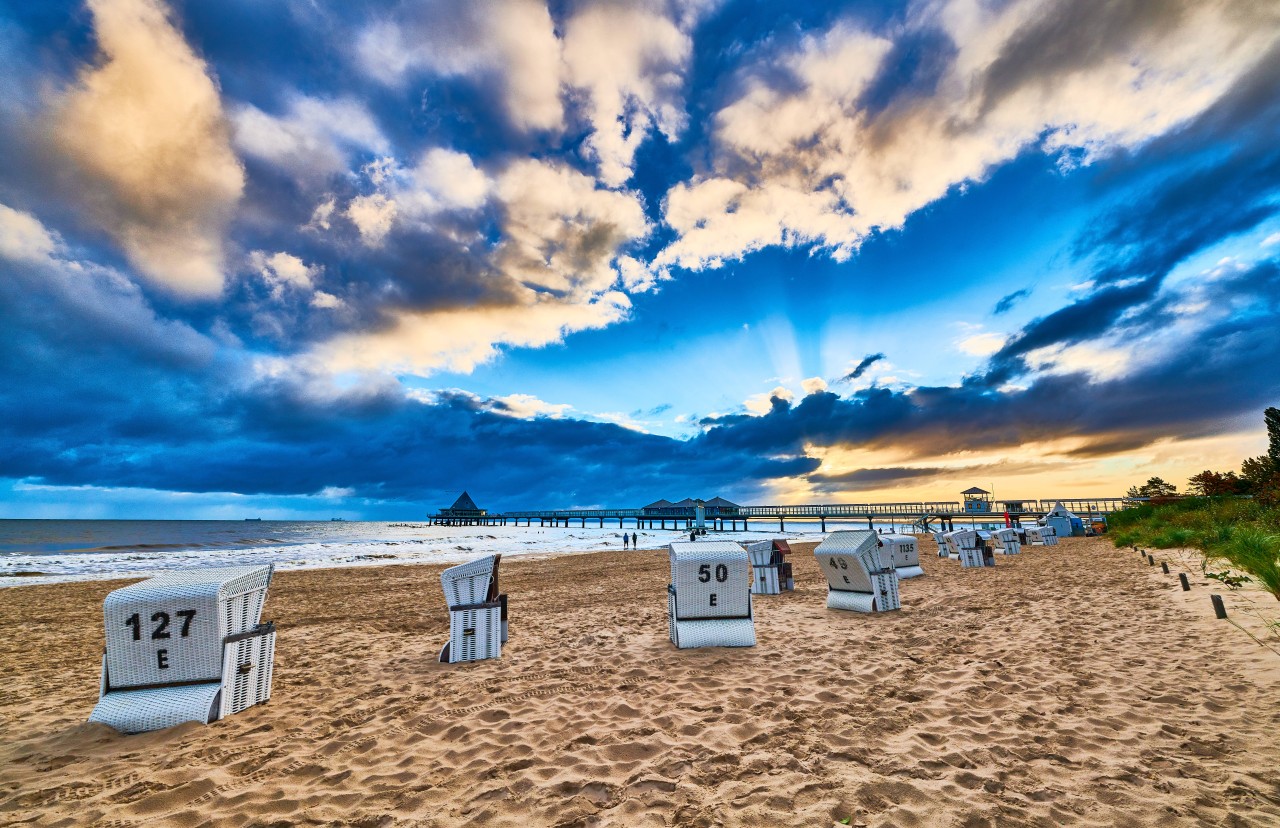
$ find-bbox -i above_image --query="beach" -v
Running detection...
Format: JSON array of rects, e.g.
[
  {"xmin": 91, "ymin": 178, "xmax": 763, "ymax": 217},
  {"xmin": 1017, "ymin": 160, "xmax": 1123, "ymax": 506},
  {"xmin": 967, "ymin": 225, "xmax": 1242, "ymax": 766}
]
[{"xmin": 2, "ymin": 536, "xmax": 1279, "ymax": 827}]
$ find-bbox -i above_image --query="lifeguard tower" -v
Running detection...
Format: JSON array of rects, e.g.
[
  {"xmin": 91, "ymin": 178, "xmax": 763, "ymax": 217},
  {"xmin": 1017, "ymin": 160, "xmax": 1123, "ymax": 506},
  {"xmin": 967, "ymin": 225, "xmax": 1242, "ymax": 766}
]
[{"xmin": 961, "ymin": 487, "xmax": 993, "ymax": 514}]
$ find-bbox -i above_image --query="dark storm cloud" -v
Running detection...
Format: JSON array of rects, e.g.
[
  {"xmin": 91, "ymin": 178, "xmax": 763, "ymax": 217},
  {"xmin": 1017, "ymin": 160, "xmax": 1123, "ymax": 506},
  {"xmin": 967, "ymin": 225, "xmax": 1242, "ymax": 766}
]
[
  {"xmin": 992, "ymin": 288, "xmax": 1030, "ymax": 315},
  {"xmin": 840, "ymin": 353, "xmax": 886, "ymax": 382}
]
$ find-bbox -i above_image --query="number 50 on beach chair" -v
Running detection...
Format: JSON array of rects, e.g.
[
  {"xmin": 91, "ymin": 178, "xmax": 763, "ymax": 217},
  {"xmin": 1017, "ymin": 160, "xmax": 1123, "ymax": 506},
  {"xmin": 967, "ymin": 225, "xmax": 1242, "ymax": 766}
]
[
  {"xmin": 89, "ymin": 565, "xmax": 277, "ymax": 734},
  {"xmin": 667, "ymin": 541, "xmax": 755, "ymax": 649},
  {"xmin": 439, "ymin": 554, "xmax": 508, "ymax": 663},
  {"xmin": 814, "ymin": 531, "xmax": 901, "ymax": 612}
]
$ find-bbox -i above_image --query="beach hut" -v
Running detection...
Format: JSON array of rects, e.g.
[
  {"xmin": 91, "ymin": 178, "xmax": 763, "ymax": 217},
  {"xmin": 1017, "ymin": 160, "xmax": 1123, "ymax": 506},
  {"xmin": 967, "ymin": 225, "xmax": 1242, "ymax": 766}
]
[
  {"xmin": 667, "ymin": 541, "xmax": 755, "ymax": 649},
  {"xmin": 991, "ymin": 527, "xmax": 1022, "ymax": 555},
  {"xmin": 89, "ymin": 565, "xmax": 276, "ymax": 734},
  {"xmin": 1043, "ymin": 502, "xmax": 1084, "ymax": 538},
  {"xmin": 433, "ymin": 491, "xmax": 489, "ymax": 526},
  {"xmin": 439, "ymin": 554, "xmax": 508, "ymax": 663},
  {"xmin": 813, "ymin": 530, "xmax": 900, "ymax": 612},
  {"xmin": 1025, "ymin": 525, "xmax": 1059, "ymax": 546},
  {"xmin": 880, "ymin": 533, "xmax": 925, "ymax": 578},
  {"xmin": 962, "ymin": 487, "xmax": 993, "ymax": 513},
  {"xmin": 746, "ymin": 538, "xmax": 795, "ymax": 594},
  {"xmin": 946, "ymin": 529, "xmax": 994, "ymax": 568}
]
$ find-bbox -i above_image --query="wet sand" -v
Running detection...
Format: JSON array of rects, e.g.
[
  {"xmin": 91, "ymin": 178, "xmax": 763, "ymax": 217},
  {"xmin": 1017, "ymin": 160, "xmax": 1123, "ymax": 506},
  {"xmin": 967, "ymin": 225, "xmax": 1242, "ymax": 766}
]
[{"xmin": 2, "ymin": 536, "xmax": 1279, "ymax": 827}]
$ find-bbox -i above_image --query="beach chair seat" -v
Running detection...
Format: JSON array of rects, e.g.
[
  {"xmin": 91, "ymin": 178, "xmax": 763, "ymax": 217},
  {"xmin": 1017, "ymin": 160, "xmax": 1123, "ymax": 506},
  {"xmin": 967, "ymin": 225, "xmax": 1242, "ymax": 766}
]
[
  {"xmin": 667, "ymin": 541, "xmax": 755, "ymax": 648},
  {"xmin": 439, "ymin": 554, "xmax": 508, "ymax": 663},
  {"xmin": 814, "ymin": 531, "xmax": 900, "ymax": 612},
  {"xmin": 946, "ymin": 529, "xmax": 995, "ymax": 568},
  {"xmin": 1025, "ymin": 525, "xmax": 1058, "ymax": 546},
  {"xmin": 89, "ymin": 565, "xmax": 276, "ymax": 734},
  {"xmin": 746, "ymin": 539, "xmax": 794, "ymax": 594},
  {"xmin": 880, "ymin": 533, "xmax": 925, "ymax": 578},
  {"xmin": 991, "ymin": 527, "xmax": 1022, "ymax": 555}
]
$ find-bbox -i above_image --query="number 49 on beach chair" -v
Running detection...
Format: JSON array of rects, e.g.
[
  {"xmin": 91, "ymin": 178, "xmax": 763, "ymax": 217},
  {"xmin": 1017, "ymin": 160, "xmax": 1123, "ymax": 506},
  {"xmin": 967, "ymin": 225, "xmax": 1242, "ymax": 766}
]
[
  {"xmin": 439, "ymin": 554, "xmax": 508, "ymax": 663},
  {"xmin": 667, "ymin": 541, "xmax": 755, "ymax": 649},
  {"xmin": 814, "ymin": 531, "xmax": 901, "ymax": 612},
  {"xmin": 89, "ymin": 565, "xmax": 277, "ymax": 734}
]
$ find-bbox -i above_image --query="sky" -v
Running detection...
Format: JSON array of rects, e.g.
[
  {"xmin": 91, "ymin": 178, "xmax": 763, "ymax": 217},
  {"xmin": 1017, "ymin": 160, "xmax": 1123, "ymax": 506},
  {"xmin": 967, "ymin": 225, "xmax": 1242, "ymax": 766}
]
[{"xmin": 0, "ymin": 0, "xmax": 1278, "ymax": 519}]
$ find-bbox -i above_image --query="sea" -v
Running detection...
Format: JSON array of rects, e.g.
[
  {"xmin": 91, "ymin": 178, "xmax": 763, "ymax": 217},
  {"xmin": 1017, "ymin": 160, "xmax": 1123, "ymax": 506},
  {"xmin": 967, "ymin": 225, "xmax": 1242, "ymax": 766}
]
[{"xmin": 0, "ymin": 518, "xmax": 953, "ymax": 587}]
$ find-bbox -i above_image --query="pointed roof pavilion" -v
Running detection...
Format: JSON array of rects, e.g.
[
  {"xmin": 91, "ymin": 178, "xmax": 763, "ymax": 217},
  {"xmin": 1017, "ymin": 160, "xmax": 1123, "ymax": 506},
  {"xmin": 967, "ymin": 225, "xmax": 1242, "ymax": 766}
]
[{"xmin": 444, "ymin": 491, "xmax": 484, "ymax": 515}]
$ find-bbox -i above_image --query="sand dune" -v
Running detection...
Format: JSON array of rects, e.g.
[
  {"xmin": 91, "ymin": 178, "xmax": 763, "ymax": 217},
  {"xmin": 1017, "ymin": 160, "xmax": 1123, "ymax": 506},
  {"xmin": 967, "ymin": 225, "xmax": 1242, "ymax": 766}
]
[{"xmin": 2, "ymin": 536, "xmax": 1279, "ymax": 827}]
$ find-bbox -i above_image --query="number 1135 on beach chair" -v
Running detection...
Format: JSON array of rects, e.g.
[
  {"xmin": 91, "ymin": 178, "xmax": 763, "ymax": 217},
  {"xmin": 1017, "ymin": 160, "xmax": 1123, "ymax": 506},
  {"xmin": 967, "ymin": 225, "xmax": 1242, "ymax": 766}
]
[{"xmin": 667, "ymin": 541, "xmax": 755, "ymax": 649}]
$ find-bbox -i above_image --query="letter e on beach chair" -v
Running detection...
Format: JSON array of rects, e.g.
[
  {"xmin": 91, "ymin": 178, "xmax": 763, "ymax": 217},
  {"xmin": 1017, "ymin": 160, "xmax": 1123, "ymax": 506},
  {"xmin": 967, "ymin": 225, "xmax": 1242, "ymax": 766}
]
[
  {"xmin": 439, "ymin": 554, "xmax": 508, "ymax": 663},
  {"xmin": 991, "ymin": 527, "xmax": 1022, "ymax": 555},
  {"xmin": 880, "ymin": 533, "xmax": 924, "ymax": 578},
  {"xmin": 667, "ymin": 541, "xmax": 755, "ymax": 648},
  {"xmin": 89, "ymin": 565, "xmax": 276, "ymax": 734},
  {"xmin": 814, "ymin": 531, "xmax": 901, "ymax": 612}
]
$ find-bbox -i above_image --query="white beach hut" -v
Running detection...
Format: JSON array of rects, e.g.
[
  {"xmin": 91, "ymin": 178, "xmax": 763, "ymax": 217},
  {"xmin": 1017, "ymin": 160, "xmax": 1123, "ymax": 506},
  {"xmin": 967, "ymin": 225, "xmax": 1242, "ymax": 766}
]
[
  {"xmin": 991, "ymin": 527, "xmax": 1022, "ymax": 555},
  {"xmin": 439, "ymin": 554, "xmax": 508, "ymax": 663},
  {"xmin": 89, "ymin": 565, "xmax": 277, "ymax": 734},
  {"xmin": 667, "ymin": 541, "xmax": 755, "ymax": 649},
  {"xmin": 880, "ymin": 533, "xmax": 925, "ymax": 578},
  {"xmin": 813, "ymin": 530, "xmax": 900, "ymax": 612}
]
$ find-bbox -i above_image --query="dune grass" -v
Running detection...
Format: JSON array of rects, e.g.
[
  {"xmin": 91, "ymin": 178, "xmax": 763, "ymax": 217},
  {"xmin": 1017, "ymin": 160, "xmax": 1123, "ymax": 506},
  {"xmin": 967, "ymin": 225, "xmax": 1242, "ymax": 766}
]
[{"xmin": 1110, "ymin": 497, "xmax": 1280, "ymax": 600}]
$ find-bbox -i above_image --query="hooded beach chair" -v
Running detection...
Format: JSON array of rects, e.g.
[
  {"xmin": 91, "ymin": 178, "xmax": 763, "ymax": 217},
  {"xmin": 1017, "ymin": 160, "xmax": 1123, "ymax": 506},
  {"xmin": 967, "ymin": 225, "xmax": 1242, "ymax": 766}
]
[
  {"xmin": 1025, "ymin": 525, "xmax": 1058, "ymax": 546},
  {"xmin": 991, "ymin": 527, "xmax": 1022, "ymax": 554},
  {"xmin": 667, "ymin": 541, "xmax": 755, "ymax": 649},
  {"xmin": 439, "ymin": 554, "xmax": 508, "ymax": 663},
  {"xmin": 880, "ymin": 533, "xmax": 925, "ymax": 578},
  {"xmin": 745, "ymin": 539, "xmax": 794, "ymax": 594},
  {"xmin": 946, "ymin": 529, "xmax": 995, "ymax": 568},
  {"xmin": 89, "ymin": 565, "xmax": 276, "ymax": 734},
  {"xmin": 814, "ymin": 530, "xmax": 900, "ymax": 612},
  {"xmin": 932, "ymin": 531, "xmax": 951, "ymax": 558}
]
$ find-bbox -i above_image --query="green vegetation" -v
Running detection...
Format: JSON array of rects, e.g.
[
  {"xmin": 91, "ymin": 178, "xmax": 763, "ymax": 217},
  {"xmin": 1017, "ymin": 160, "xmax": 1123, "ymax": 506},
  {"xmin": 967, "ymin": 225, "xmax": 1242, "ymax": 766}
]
[{"xmin": 1113, "ymin": 406, "xmax": 1280, "ymax": 599}]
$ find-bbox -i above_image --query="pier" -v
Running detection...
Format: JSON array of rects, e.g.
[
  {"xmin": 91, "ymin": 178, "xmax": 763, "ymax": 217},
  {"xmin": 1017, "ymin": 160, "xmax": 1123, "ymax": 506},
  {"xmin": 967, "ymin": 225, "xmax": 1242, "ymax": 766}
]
[{"xmin": 457, "ymin": 496, "xmax": 1133, "ymax": 532}]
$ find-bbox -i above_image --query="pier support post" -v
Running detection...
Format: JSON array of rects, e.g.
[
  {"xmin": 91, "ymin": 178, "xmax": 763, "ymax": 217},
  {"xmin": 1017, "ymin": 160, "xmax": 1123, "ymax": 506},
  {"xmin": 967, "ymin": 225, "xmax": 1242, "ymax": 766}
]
[
  {"xmin": 820, "ymin": 517, "xmax": 826, "ymax": 532},
  {"xmin": 779, "ymin": 518, "xmax": 785, "ymax": 532}
]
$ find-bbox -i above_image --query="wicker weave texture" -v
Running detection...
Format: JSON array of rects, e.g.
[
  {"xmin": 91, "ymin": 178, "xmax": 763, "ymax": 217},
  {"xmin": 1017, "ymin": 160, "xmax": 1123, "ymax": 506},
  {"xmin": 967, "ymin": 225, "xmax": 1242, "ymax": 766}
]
[
  {"xmin": 668, "ymin": 593, "xmax": 756, "ymax": 648},
  {"xmin": 880, "ymin": 534, "xmax": 919, "ymax": 569},
  {"xmin": 218, "ymin": 626, "xmax": 276, "ymax": 718},
  {"xmin": 89, "ymin": 682, "xmax": 221, "ymax": 733},
  {"xmin": 895, "ymin": 565, "xmax": 926, "ymax": 579},
  {"xmin": 440, "ymin": 556, "xmax": 498, "ymax": 607},
  {"xmin": 746, "ymin": 540, "xmax": 776, "ymax": 566},
  {"xmin": 751, "ymin": 565, "xmax": 781, "ymax": 595},
  {"xmin": 668, "ymin": 542, "xmax": 751, "ymax": 621},
  {"xmin": 443, "ymin": 606, "xmax": 503, "ymax": 663},
  {"xmin": 102, "ymin": 565, "xmax": 272, "ymax": 690}
]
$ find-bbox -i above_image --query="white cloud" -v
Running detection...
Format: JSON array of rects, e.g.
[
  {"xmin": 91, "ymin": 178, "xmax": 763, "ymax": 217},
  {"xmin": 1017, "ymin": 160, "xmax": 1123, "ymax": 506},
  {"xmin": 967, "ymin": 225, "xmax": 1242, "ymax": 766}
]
[
  {"xmin": 956, "ymin": 331, "xmax": 1007, "ymax": 356},
  {"xmin": 310, "ymin": 291, "xmax": 344, "ymax": 310},
  {"xmin": 247, "ymin": 250, "xmax": 322, "ymax": 298},
  {"xmin": 46, "ymin": 0, "xmax": 243, "ymax": 298},
  {"xmin": 346, "ymin": 193, "xmax": 398, "ymax": 246},
  {"xmin": 744, "ymin": 385, "xmax": 795, "ymax": 415},
  {"xmin": 356, "ymin": 0, "xmax": 563, "ymax": 133},
  {"xmin": 0, "ymin": 203, "xmax": 59, "ymax": 263},
  {"xmin": 658, "ymin": 0, "xmax": 1278, "ymax": 271},
  {"xmin": 232, "ymin": 95, "xmax": 388, "ymax": 182},
  {"xmin": 491, "ymin": 393, "xmax": 572, "ymax": 419},
  {"xmin": 801, "ymin": 376, "xmax": 828, "ymax": 394},
  {"xmin": 1261, "ymin": 232, "xmax": 1280, "ymax": 248},
  {"xmin": 562, "ymin": 3, "xmax": 696, "ymax": 187}
]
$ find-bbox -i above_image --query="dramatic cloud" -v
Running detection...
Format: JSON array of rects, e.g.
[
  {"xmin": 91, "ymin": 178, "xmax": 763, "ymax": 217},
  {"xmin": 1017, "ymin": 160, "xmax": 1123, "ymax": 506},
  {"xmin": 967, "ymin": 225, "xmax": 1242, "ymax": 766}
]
[
  {"xmin": 46, "ymin": 0, "xmax": 244, "ymax": 297},
  {"xmin": 232, "ymin": 95, "xmax": 389, "ymax": 184},
  {"xmin": 993, "ymin": 287, "xmax": 1031, "ymax": 315},
  {"xmin": 658, "ymin": 0, "xmax": 1279, "ymax": 270}
]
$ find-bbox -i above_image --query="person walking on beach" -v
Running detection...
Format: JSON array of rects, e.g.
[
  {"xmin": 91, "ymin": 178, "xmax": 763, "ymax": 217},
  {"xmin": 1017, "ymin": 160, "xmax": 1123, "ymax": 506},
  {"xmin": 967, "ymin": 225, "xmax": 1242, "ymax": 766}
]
[
  {"xmin": 623, "ymin": 533, "xmax": 629, "ymax": 550},
  {"xmin": 631, "ymin": 532, "xmax": 638, "ymax": 549}
]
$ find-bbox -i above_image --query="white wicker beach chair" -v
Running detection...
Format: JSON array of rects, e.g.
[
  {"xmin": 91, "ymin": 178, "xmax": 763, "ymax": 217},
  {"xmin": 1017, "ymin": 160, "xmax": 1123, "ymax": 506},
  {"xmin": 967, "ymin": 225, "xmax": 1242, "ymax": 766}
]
[
  {"xmin": 813, "ymin": 531, "xmax": 901, "ymax": 612},
  {"xmin": 89, "ymin": 565, "xmax": 276, "ymax": 734},
  {"xmin": 745, "ymin": 539, "xmax": 794, "ymax": 594},
  {"xmin": 667, "ymin": 541, "xmax": 755, "ymax": 649},
  {"xmin": 1025, "ymin": 525, "xmax": 1059, "ymax": 546},
  {"xmin": 946, "ymin": 529, "xmax": 995, "ymax": 568},
  {"xmin": 439, "ymin": 554, "xmax": 508, "ymax": 664},
  {"xmin": 880, "ymin": 534, "xmax": 925, "ymax": 578},
  {"xmin": 932, "ymin": 531, "xmax": 951, "ymax": 558},
  {"xmin": 991, "ymin": 527, "xmax": 1022, "ymax": 555}
]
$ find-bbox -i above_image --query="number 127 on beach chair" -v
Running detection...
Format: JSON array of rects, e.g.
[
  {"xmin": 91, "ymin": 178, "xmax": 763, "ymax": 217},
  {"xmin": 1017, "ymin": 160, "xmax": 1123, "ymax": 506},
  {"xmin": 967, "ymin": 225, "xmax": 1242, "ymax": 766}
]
[
  {"xmin": 89, "ymin": 565, "xmax": 277, "ymax": 734},
  {"xmin": 667, "ymin": 541, "xmax": 755, "ymax": 649}
]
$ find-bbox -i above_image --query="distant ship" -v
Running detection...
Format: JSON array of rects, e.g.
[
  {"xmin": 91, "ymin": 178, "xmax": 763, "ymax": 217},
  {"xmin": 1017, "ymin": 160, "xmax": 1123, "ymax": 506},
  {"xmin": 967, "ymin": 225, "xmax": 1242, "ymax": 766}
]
[
  {"xmin": 330, "ymin": 517, "xmax": 346, "ymax": 522},
  {"xmin": 244, "ymin": 518, "xmax": 262, "ymax": 522}
]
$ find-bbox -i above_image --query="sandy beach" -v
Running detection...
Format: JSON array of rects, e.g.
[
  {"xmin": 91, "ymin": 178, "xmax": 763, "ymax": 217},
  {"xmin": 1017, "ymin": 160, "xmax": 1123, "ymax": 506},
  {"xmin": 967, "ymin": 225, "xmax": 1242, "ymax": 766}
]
[{"xmin": 2, "ymin": 536, "xmax": 1279, "ymax": 827}]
